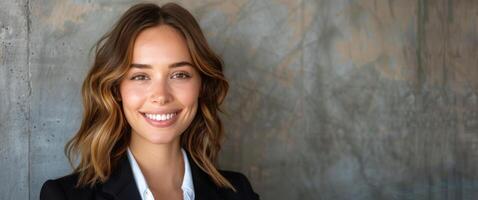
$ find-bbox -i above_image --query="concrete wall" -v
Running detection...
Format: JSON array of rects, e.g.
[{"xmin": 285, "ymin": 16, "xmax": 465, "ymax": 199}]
[{"xmin": 1, "ymin": 0, "xmax": 477, "ymax": 199}]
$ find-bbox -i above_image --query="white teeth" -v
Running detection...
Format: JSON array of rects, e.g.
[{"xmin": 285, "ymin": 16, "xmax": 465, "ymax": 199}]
[{"xmin": 145, "ymin": 112, "xmax": 176, "ymax": 121}]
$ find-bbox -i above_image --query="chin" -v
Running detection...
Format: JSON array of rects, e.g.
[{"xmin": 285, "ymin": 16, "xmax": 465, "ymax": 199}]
[
  {"xmin": 146, "ymin": 135, "xmax": 179, "ymax": 145},
  {"xmin": 129, "ymin": 114, "xmax": 190, "ymax": 146}
]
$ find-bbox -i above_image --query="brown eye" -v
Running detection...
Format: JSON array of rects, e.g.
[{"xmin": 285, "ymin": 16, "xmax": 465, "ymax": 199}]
[
  {"xmin": 131, "ymin": 75, "xmax": 149, "ymax": 80},
  {"xmin": 171, "ymin": 72, "xmax": 191, "ymax": 79}
]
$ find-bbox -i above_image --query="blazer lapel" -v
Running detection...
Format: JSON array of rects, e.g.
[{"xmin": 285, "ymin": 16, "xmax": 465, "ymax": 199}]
[
  {"xmin": 99, "ymin": 155, "xmax": 142, "ymax": 200},
  {"xmin": 186, "ymin": 151, "xmax": 226, "ymax": 200},
  {"xmin": 96, "ymin": 151, "xmax": 232, "ymax": 200}
]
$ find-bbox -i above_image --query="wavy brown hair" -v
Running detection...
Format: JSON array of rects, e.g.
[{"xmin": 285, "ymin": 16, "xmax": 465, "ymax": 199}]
[{"xmin": 65, "ymin": 2, "xmax": 233, "ymax": 190}]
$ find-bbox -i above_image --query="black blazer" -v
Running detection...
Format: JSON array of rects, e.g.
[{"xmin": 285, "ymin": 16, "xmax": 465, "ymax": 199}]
[{"xmin": 40, "ymin": 151, "xmax": 259, "ymax": 200}]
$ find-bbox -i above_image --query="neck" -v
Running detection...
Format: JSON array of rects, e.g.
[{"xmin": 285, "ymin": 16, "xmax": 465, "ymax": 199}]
[{"xmin": 129, "ymin": 135, "xmax": 184, "ymax": 191}]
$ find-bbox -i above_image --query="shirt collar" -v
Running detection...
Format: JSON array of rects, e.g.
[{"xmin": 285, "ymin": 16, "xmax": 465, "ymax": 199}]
[
  {"xmin": 181, "ymin": 148, "xmax": 195, "ymax": 199},
  {"xmin": 126, "ymin": 148, "xmax": 195, "ymax": 200}
]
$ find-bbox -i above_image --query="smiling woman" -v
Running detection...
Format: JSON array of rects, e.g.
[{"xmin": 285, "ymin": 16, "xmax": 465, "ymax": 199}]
[
  {"xmin": 39, "ymin": 2, "xmax": 259, "ymax": 200},
  {"xmin": 121, "ymin": 25, "xmax": 202, "ymax": 148}
]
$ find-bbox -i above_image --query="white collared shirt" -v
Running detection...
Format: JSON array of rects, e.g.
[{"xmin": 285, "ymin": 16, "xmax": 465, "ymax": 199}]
[{"xmin": 127, "ymin": 148, "xmax": 195, "ymax": 200}]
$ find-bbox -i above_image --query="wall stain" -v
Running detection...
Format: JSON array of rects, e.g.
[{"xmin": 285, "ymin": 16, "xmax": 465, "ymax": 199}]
[
  {"xmin": 334, "ymin": 0, "xmax": 416, "ymax": 81},
  {"xmin": 416, "ymin": 0, "xmax": 426, "ymax": 93},
  {"xmin": 31, "ymin": 0, "xmax": 99, "ymax": 32}
]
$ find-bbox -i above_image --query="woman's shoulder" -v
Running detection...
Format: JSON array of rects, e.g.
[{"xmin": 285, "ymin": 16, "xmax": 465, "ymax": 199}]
[
  {"xmin": 218, "ymin": 170, "xmax": 260, "ymax": 200},
  {"xmin": 40, "ymin": 173, "xmax": 95, "ymax": 200},
  {"xmin": 219, "ymin": 170, "xmax": 253, "ymax": 186},
  {"xmin": 43, "ymin": 172, "xmax": 80, "ymax": 186}
]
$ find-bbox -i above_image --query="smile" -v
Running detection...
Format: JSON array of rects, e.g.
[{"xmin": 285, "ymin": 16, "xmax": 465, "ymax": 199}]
[
  {"xmin": 141, "ymin": 110, "xmax": 182, "ymax": 128},
  {"xmin": 144, "ymin": 112, "xmax": 177, "ymax": 121}
]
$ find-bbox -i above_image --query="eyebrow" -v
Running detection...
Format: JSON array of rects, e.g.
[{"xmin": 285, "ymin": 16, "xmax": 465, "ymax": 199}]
[{"xmin": 130, "ymin": 61, "xmax": 194, "ymax": 69}]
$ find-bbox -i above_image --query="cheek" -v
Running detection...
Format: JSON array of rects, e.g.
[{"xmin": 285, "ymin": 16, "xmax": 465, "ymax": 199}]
[
  {"xmin": 171, "ymin": 80, "xmax": 201, "ymax": 107},
  {"xmin": 120, "ymin": 83, "xmax": 146, "ymax": 109},
  {"xmin": 171, "ymin": 84, "xmax": 199, "ymax": 107}
]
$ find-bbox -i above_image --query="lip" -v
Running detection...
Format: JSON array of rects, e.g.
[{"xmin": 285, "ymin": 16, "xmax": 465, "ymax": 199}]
[{"xmin": 141, "ymin": 109, "xmax": 182, "ymax": 128}]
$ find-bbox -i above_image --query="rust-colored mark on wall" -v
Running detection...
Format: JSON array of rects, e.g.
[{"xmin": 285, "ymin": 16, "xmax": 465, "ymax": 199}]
[
  {"xmin": 179, "ymin": 0, "xmax": 250, "ymax": 24},
  {"xmin": 412, "ymin": 0, "xmax": 478, "ymax": 92},
  {"xmin": 32, "ymin": 0, "xmax": 99, "ymax": 32},
  {"xmin": 444, "ymin": 0, "xmax": 478, "ymax": 90},
  {"xmin": 286, "ymin": 1, "xmax": 305, "ymax": 51},
  {"xmin": 334, "ymin": 0, "xmax": 416, "ymax": 81},
  {"xmin": 275, "ymin": 50, "xmax": 300, "ymax": 86},
  {"xmin": 216, "ymin": 0, "xmax": 249, "ymax": 23}
]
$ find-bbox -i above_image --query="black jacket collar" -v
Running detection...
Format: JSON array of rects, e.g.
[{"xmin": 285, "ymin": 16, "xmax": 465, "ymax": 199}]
[
  {"xmin": 99, "ymin": 150, "xmax": 226, "ymax": 200},
  {"xmin": 187, "ymin": 152, "xmax": 223, "ymax": 199},
  {"xmin": 100, "ymin": 154, "xmax": 141, "ymax": 200}
]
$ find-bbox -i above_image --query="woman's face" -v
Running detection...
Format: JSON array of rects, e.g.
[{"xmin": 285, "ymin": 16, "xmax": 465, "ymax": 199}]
[{"xmin": 119, "ymin": 25, "xmax": 201, "ymax": 146}]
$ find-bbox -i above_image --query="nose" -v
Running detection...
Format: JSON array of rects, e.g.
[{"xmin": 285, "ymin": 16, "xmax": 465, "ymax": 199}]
[{"xmin": 149, "ymin": 79, "xmax": 172, "ymax": 105}]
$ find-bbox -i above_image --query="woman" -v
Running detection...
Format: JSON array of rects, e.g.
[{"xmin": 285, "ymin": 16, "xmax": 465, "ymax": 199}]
[{"xmin": 40, "ymin": 2, "xmax": 259, "ymax": 200}]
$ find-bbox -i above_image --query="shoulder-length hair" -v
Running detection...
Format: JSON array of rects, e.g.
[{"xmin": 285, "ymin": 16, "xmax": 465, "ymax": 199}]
[{"xmin": 65, "ymin": 2, "xmax": 233, "ymax": 190}]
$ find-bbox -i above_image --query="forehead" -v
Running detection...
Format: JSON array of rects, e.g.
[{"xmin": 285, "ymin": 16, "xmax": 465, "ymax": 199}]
[{"xmin": 132, "ymin": 25, "xmax": 191, "ymax": 65}]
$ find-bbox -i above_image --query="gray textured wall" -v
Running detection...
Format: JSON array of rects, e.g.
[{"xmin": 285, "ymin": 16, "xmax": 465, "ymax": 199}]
[{"xmin": 1, "ymin": 0, "xmax": 477, "ymax": 199}]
